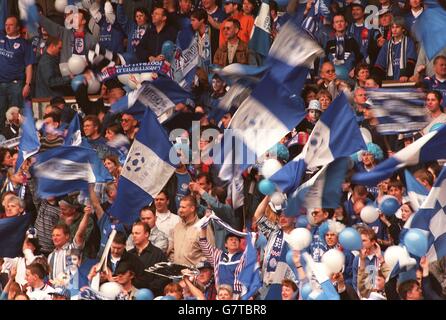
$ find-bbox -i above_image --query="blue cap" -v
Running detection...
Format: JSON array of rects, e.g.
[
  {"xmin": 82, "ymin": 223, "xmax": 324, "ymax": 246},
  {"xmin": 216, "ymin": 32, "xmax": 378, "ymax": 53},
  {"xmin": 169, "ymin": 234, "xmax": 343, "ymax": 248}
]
[
  {"xmin": 224, "ymin": 0, "xmax": 242, "ymax": 4},
  {"xmin": 49, "ymin": 287, "xmax": 71, "ymax": 300}
]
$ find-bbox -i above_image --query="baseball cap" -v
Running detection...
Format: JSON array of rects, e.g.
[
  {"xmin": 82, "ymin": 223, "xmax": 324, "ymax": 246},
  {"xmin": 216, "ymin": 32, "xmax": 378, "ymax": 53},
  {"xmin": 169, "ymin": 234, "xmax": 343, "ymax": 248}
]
[
  {"xmin": 58, "ymin": 195, "xmax": 79, "ymax": 208},
  {"xmin": 49, "ymin": 287, "xmax": 71, "ymax": 300},
  {"xmin": 378, "ymin": 8, "xmax": 391, "ymax": 16},
  {"xmin": 196, "ymin": 261, "xmax": 213, "ymax": 270},
  {"xmin": 351, "ymin": 0, "xmax": 365, "ymax": 7},
  {"xmin": 307, "ymin": 99, "xmax": 322, "ymax": 112}
]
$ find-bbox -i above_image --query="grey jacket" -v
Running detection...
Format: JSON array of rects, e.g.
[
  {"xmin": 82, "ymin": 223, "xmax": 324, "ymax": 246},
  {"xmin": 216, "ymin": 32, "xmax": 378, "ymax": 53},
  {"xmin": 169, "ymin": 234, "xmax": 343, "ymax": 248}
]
[
  {"xmin": 35, "ymin": 51, "xmax": 71, "ymax": 98},
  {"xmin": 39, "ymin": 15, "xmax": 97, "ymax": 63}
]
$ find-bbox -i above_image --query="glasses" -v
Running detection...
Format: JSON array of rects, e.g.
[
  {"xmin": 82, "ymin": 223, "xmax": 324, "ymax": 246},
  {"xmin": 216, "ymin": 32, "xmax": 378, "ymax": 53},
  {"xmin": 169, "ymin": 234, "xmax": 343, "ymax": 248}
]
[
  {"xmin": 121, "ymin": 118, "xmax": 131, "ymax": 123},
  {"xmin": 311, "ymin": 211, "xmax": 320, "ymax": 216},
  {"xmin": 324, "ymin": 69, "xmax": 336, "ymax": 74},
  {"xmin": 223, "ymin": 26, "xmax": 232, "ymax": 30}
]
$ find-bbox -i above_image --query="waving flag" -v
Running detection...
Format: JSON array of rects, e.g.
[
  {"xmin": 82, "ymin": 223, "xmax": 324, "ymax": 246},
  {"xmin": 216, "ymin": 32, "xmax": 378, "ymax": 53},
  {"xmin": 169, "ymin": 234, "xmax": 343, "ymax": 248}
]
[
  {"xmin": 237, "ymin": 232, "xmax": 262, "ymax": 300},
  {"xmin": 285, "ymin": 158, "xmax": 350, "ymax": 216},
  {"xmin": 173, "ymin": 26, "xmax": 199, "ymax": 91},
  {"xmin": 32, "ymin": 146, "xmax": 112, "ymax": 198},
  {"xmin": 404, "ymin": 170, "xmax": 429, "ymax": 211},
  {"xmin": 248, "ymin": 0, "xmax": 271, "ymax": 59},
  {"xmin": 109, "ymin": 109, "xmax": 177, "ymax": 224},
  {"xmin": 271, "ymin": 93, "xmax": 366, "ymax": 193},
  {"xmin": 64, "ymin": 114, "xmax": 82, "ymax": 146},
  {"xmin": 352, "ymin": 125, "xmax": 446, "ymax": 186},
  {"xmin": 366, "ymin": 88, "xmax": 428, "ymax": 135},
  {"xmin": 16, "ymin": 101, "xmax": 40, "ymax": 172},
  {"xmin": 413, "ymin": 0, "xmax": 446, "ymax": 60},
  {"xmin": 0, "ymin": 213, "xmax": 30, "ymax": 257},
  {"xmin": 408, "ymin": 165, "xmax": 446, "ymax": 262},
  {"xmin": 18, "ymin": 0, "xmax": 39, "ymax": 34}
]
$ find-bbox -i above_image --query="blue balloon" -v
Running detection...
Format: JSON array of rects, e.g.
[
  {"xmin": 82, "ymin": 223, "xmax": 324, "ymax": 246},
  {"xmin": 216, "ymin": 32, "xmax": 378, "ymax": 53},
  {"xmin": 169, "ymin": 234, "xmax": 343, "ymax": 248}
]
[
  {"xmin": 296, "ymin": 215, "xmax": 308, "ymax": 228},
  {"xmin": 339, "ymin": 227, "xmax": 362, "ymax": 251},
  {"xmin": 318, "ymin": 221, "xmax": 330, "ymax": 239},
  {"xmin": 275, "ymin": 0, "xmax": 289, "ymax": 6},
  {"xmin": 404, "ymin": 228, "xmax": 428, "ymax": 257},
  {"xmin": 71, "ymin": 74, "xmax": 85, "ymax": 92},
  {"xmin": 286, "ymin": 249, "xmax": 294, "ymax": 267},
  {"xmin": 160, "ymin": 295, "xmax": 176, "ymax": 300},
  {"xmin": 335, "ymin": 65, "xmax": 350, "ymax": 81},
  {"xmin": 255, "ymin": 233, "xmax": 267, "ymax": 249},
  {"xmin": 300, "ymin": 283, "xmax": 312, "ymax": 300},
  {"xmin": 379, "ymin": 196, "xmax": 400, "ymax": 216},
  {"xmin": 161, "ymin": 40, "xmax": 176, "ymax": 62},
  {"xmin": 258, "ymin": 179, "xmax": 276, "ymax": 195},
  {"xmin": 135, "ymin": 288, "xmax": 154, "ymax": 300}
]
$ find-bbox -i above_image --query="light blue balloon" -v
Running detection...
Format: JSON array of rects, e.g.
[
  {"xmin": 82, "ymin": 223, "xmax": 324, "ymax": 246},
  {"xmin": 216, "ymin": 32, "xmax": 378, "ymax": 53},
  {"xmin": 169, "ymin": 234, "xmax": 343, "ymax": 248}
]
[
  {"xmin": 404, "ymin": 228, "xmax": 428, "ymax": 257},
  {"xmin": 296, "ymin": 215, "xmax": 308, "ymax": 228},
  {"xmin": 71, "ymin": 74, "xmax": 85, "ymax": 92},
  {"xmin": 285, "ymin": 249, "xmax": 295, "ymax": 267},
  {"xmin": 300, "ymin": 283, "xmax": 312, "ymax": 300},
  {"xmin": 160, "ymin": 295, "xmax": 176, "ymax": 300},
  {"xmin": 135, "ymin": 288, "xmax": 154, "ymax": 300},
  {"xmin": 379, "ymin": 196, "xmax": 400, "ymax": 216},
  {"xmin": 339, "ymin": 227, "xmax": 362, "ymax": 251},
  {"xmin": 255, "ymin": 233, "xmax": 267, "ymax": 249},
  {"xmin": 161, "ymin": 40, "xmax": 176, "ymax": 62},
  {"xmin": 258, "ymin": 179, "xmax": 276, "ymax": 195},
  {"xmin": 318, "ymin": 221, "xmax": 330, "ymax": 239}
]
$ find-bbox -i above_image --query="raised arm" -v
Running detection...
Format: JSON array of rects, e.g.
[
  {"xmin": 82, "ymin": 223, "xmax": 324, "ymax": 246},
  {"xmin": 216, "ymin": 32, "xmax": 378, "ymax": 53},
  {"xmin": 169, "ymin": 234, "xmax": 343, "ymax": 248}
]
[
  {"xmin": 88, "ymin": 183, "xmax": 105, "ymax": 221},
  {"xmin": 74, "ymin": 208, "xmax": 93, "ymax": 247}
]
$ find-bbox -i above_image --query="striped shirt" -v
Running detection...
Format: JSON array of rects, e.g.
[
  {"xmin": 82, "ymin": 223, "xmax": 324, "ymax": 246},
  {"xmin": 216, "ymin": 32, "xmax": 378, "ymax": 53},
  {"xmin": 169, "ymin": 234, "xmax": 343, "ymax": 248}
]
[
  {"xmin": 199, "ymin": 237, "xmax": 243, "ymax": 293},
  {"xmin": 39, "ymin": 136, "xmax": 64, "ymax": 153},
  {"xmin": 34, "ymin": 200, "xmax": 61, "ymax": 254},
  {"xmin": 48, "ymin": 240, "xmax": 81, "ymax": 281}
]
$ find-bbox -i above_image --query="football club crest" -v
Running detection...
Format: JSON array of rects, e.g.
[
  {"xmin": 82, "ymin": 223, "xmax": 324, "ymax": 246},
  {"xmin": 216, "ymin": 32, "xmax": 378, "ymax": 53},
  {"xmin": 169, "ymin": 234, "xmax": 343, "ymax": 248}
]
[
  {"xmin": 13, "ymin": 42, "xmax": 20, "ymax": 50},
  {"xmin": 74, "ymin": 38, "xmax": 84, "ymax": 54}
]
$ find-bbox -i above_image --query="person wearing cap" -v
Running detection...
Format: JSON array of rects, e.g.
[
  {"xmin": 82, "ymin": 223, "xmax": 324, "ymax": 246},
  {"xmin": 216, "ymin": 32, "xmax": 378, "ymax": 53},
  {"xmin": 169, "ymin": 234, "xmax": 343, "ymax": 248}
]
[
  {"xmin": 199, "ymin": 222, "xmax": 243, "ymax": 298},
  {"xmin": 214, "ymin": 18, "xmax": 249, "ymax": 67},
  {"xmin": 110, "ymin": 261, "xmax": 138, "ymax": 300},
  {"xmin": 373, "ymin": 16, "xmax": 417, "ymax": 82},
  {"xmin": 376, "ymin": 8, "xmax": 393, "ymax": 48},
  {"xmin": 346, "ymin": 1, "xmax": 380, "ymax": 65},
  {"xmin": 325, "ymin": 13, "xmax": 363, "ymax": 77},
  {"xmin": 180, "ymin": 261, "xmax": 216, "ymax": 300},
  {"xmin": 49, "ymin": 286, "xmax": 71, "ymax": 300},
  {"xmin": 253, "ymin": 195, "xmax": 297, "ymax": 299}
]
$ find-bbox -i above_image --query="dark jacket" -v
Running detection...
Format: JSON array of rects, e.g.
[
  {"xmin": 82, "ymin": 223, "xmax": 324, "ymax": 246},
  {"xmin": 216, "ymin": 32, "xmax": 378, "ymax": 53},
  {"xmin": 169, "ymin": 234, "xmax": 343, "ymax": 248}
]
[
  {"xmin": 35, "ymin": 51, "xmax": 71, "ymax": 98},
  {"xmin": 213, "ymin": 39, "xmax": 249, "ymax": 67},
  {"xmin": 135, "ymin": 24, "xmax": 178, "ymax": 62}
]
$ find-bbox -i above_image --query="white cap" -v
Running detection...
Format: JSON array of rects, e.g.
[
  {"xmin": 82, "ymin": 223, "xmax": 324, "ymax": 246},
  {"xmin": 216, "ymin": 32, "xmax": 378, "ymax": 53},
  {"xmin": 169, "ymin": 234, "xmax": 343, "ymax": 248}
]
[{"xmin": 308, "ymin": 100, "xmax": 322, "ymax": 111}]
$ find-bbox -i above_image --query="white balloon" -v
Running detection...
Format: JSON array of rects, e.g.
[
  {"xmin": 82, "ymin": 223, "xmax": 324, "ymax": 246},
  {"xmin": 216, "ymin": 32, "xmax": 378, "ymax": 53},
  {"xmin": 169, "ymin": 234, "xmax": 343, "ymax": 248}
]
[
  {"xmin": 284, "ymin": 228, "xmax": 312, "ymax": 250},
  {"xmin": 68, "ymin": 55, "xmax": 87, "ymax": 75},
  {"xmin": 360, "ymin": 205, "xmax": 379, "ymax": 224},
  {"xmin": 117, "ymin": 74, "xmax": 130, "ymax": 86},
  {"xmin": 270, "ymin": 192, "xmax": 285, "ymax": 206},
  {"xmin": 384, "ymin": 246, "xmax": 405, "ymax": 270},
  {"xmin": 261, "ymin": 159, "xmax": 282, "ymax": 179},
  {"xmin": 321, "ymin": 249, "xmax": 345, "ymax": 274},
  {"xmin": 55, "ymin": 0, "xmax": 68, "ymax": 13},
  {"xmin": 99, "ymin": 282, "xmax": 123, "ymax": 300},
  {"xmin": 59, "ymin": 62, "xmax": 71, "ymax": 76}
]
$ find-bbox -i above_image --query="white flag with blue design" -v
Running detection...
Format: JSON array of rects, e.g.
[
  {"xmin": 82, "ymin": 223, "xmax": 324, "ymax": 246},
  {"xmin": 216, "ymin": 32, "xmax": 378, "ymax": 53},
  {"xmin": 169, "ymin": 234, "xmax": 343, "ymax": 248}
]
[
  {"xmin": 352, "ymin": 125, "xmax": 446, "ymax": 186},
  {"xmin": 109, "ymin": 109, "xmax": 176, "ymax": 224},
  {"xmin": 404, "ymin": 170, "xmax": 429, "ymax": 211},
  {"xmin": 407, "ymin": 165, "xmax": 446, "ymax": 262},
  {"xmin": 16, "ymin": 102, "xmax": 40, "ymax": 172},
  {"xmin": 248, "ymin": 0, "xmax": 271, "ymax": 58},
  {"xmin": 270, "ymin": 93, "xmax": 366, "ymax": 194}
]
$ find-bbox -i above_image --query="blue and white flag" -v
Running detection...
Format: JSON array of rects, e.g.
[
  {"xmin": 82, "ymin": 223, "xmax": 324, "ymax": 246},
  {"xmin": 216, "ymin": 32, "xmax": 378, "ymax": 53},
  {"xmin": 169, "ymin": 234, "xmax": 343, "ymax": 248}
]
[
  {"xmin": 366, "ymin": 88, "xmax": 428, "ymax": 135},
  {"xmin": 413, "ymin": 0, "xmax": 446, "ymax": 60},
  {"xmin": 0, "ymin": 213, "xmax": 30, "ymax": 257},
  {"xmin": 16, "ymin": 101, "xmax": 40, "ymax": 172},
  {"xmin": 352, "ymin": 125, "xmax": 446, "ymax": 186},
  {"xmin": 109, "ymin": 109, "xmax": 177, "ymax": 224},
  {"xmin": 248, "ymin": 0, "xmax": 271, "ymax": 58},
  {"xmin": 237, "ymin": 232, "xmax": 262, "ymax": 300},
  {"xmin": 174, "ymin": 26, "xmax": 199, "ymax": 91},
  {"xmin": 286, "ymin": 157, "xmax": 350, "ymax": 216},
  {"xmin": 64, "ymin": 114, "xmax": 82, "ymax": 146},
  {"xmin": 404, "ymin": 170, "xmax": 429, "ymax": 211},
  {"xmin": 18, "ymin": 0, "xmax": 39, "ymax": 34},
  {"xmin": 32, "ymin": 146, "xmax": 112, "ymax": 198},
  {"xmin": 408, "ymin": 165, "xmax": 446, "ymax": 262},
  {"xmin": 111, "ymin": 76, "xmax": 193, "ymax": 123},
  {"xmin": 271, "ymin": 93, "xmax": 366, "ymax": 193}
]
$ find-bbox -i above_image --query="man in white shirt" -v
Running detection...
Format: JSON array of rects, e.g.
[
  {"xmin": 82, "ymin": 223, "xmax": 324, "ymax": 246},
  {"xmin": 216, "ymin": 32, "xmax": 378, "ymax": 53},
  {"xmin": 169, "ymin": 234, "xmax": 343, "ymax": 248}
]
[
  {"xmin": 154, "ymin": 191, "xmax": 181, "ymax": 258},
  {"xmin": 25, "ymin": 263, "xmax": 55, "ymax": 300}
]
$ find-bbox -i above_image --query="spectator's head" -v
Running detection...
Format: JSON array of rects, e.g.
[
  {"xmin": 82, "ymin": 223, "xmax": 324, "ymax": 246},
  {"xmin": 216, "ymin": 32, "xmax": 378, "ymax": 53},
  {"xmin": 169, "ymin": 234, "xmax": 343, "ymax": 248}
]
[
  {"xmin": 6, "ymin": 106, "xmax": 21, "ymax": 125},
  {"xmin": 351, "ymin": 1, "xmax": 365, "ymax": 21},
  {"xmin": 388, "ymin": 179, "xmax": 404, "ymax": 201},
  {"xmin": 120, "ymin": 113, "xmax": 138, "ymax": 135},
  {"xmin": 281, "ymin": 279, "xmax": 298, "ymax": 300},
  {"xmin": 270, "ymin": 0, "xmax": 278, "ymax": 18},
  {"xmin": 154, "ymin": 190, "xmax": 170, "ymax": 213},
  {"xmin": 398, "ymin": 279, "xmax": 423, "ymax": 300},
  {"xmin": 50, "ymin": 96, "xmax": 66, "ymax": 110},
  {"xmin": 400, "ymin": 202, "xmax": 415, "ymax": 222},
  {"xmin": 379, "ymin": 9, "xmax": 393, "ymax": 27},
  {"xmin": 217, "ymin": 284, "xmax": 233, "ymax": 300},
  {"xmin": 197, "ymin": 173, "xmax": 212, "ymax": 193},
  {"xmin": 114, "ymin": 261, "xmax": 135, "ymax": 287},
  {"xmin": 196, "ymin": 261, "xmax": 213, "ymax": 285},
  {"xmin": 211, "ymin": 74, "xmax": 226, "ymax": 93},
  {"xmin": 132, "ymin": 221, "xmax": 150, "ymax": 247},
  {"xmin": 0, "ymin": 148, "xmax": 13, "ymax": 168},
  {"xmin": 223, "ymin": 0, "xmax": 242, "ymax": 15},
  {"xmin": 414, "ymin": 168, "xmax": 434, "ymax": 190},
  {"xmin": 190, "ymin": 9, "xmax": 208, "ymax": 31},
  {"xmin": 179, "ymin": 0, "xmax": 193, "ymax": 14},
  {"xmin": 307, "ymin": 100, "xmax": 322, "ymax": 122},
  {"xmin": 104, "ymin": 80, "xmax": 126, "ymax": 104},
  {"xmin": 221, "ymin": 111, "xmax": 232, "ymax": 128},
  {"xmin": 433, "ymin": 55, "xmax": 446, "ymax": 78},
  {"xmin": 355, "ymin": 63, "xmax": 370, "ymax": 85},
  {"xmin": 352, "ymin": 184, "xmax": 368, "ymax": 202},
  {"xmin": 353, "ymin": 87, "xmax": 368, "ymax": 106},
  {"xmin": 243, "ymin": 0, "xmax": 257, "ymax": 15},
  {"xmin": 103, "ymin": 155, "xmax": 120, "ymax": 175},
  {"xmin": 164, "ymin": 282, "xmax": 184, "ymax": 300},
  {"xmin": 223, "ymin": 18, "xmax": 240, "ymax": 41},
  {"xmin": 4, "ymin": 195, "xmax": 25, "ymax": 217},
  {"xmin": 134, "ymin": 7, "xmax": 149, "ymax": 26},
  {"xmin": 178, "ymin": 195, "xmax": 198, "ymax": 222},
  {"xmin": 73, "ymin": 8, "xmax": 89, "ymax": 31},
  {"xmin": 52, "ymin": 223, "xmax": 71, "ymax": 249},
  {"xmin": 5, "ymin": 16, "xmax": 20, "ymax": 37},
  {"xmin": 43, "ymin": 112, "xmax": 61, "ymax": 130},
  {"xmin": 364, "ymin": 77, "xmax": 380, "ymax": 88},
  {"xmin": 105, "ymin": 123, "xmax": 123, "ymax": 142},
  {"xmin": 83, "ymin": 115, "xmax": 101, "ymax": 139},
  {"xmin": 111, "ymin": 231, "xmax": 127, "ymax": 259},
  {"xmin": 46, "ymin": 36, "xmax": 63, "ymax": 56},
  {"xmin": 310, "ymin": 208, "xmax": 332, "ymax": 225},
  {"xmin": 224, "ymin": 233, "xmax": 241, "ymax": 254},
  {"xmin": 317, "ymin": 89, "xmax": 332, "ymax": 111},
  {"xmin": 426, "ymin": 90, "xmax": 443, "ymax": 114},
  {"xmin": 25, "ymin": 263, "xmax": 47, "ymax": 288},
  {"xmin": 105, "ymin": 182, "xmax": 118, "ymax": 202},
  {"xmin": 202, "ymin": 0, "xmax": 217, "ymax": 10},
  {"xmin": 140, "ymin": 206, "xmax": 157, "ymax": 229},
  {"xmin": 320, "ymin": 62, "xmax": 337, "ymax": 83},
  {"xmin": 58, "ymin": 196, "xmax": 79, "ymax": 219},
  {"xmin": 332, "ymin": 14, "xmax": 347, "ymax": 34},
  {"xmin": 152, "ymin": 7, "xmax": 168, "ymax": 27},
  {"xmin": 391, "ymin": 16, "xmax": 406, "ymax": 39},
  {"xmin": 7, "ymin": 281, "xmax": 22, "ymax": 300},
  {"xmin": 359, "ymin": 227, "xmax": 377, "ymax": 251}
]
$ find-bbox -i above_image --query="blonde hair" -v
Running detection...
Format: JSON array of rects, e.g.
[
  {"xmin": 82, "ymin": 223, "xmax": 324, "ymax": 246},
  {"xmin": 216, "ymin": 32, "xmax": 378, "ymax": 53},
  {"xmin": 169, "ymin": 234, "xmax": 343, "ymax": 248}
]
[{"xmin": 6, "ymin": 106, "xmax": 20, "ymax": 122}]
